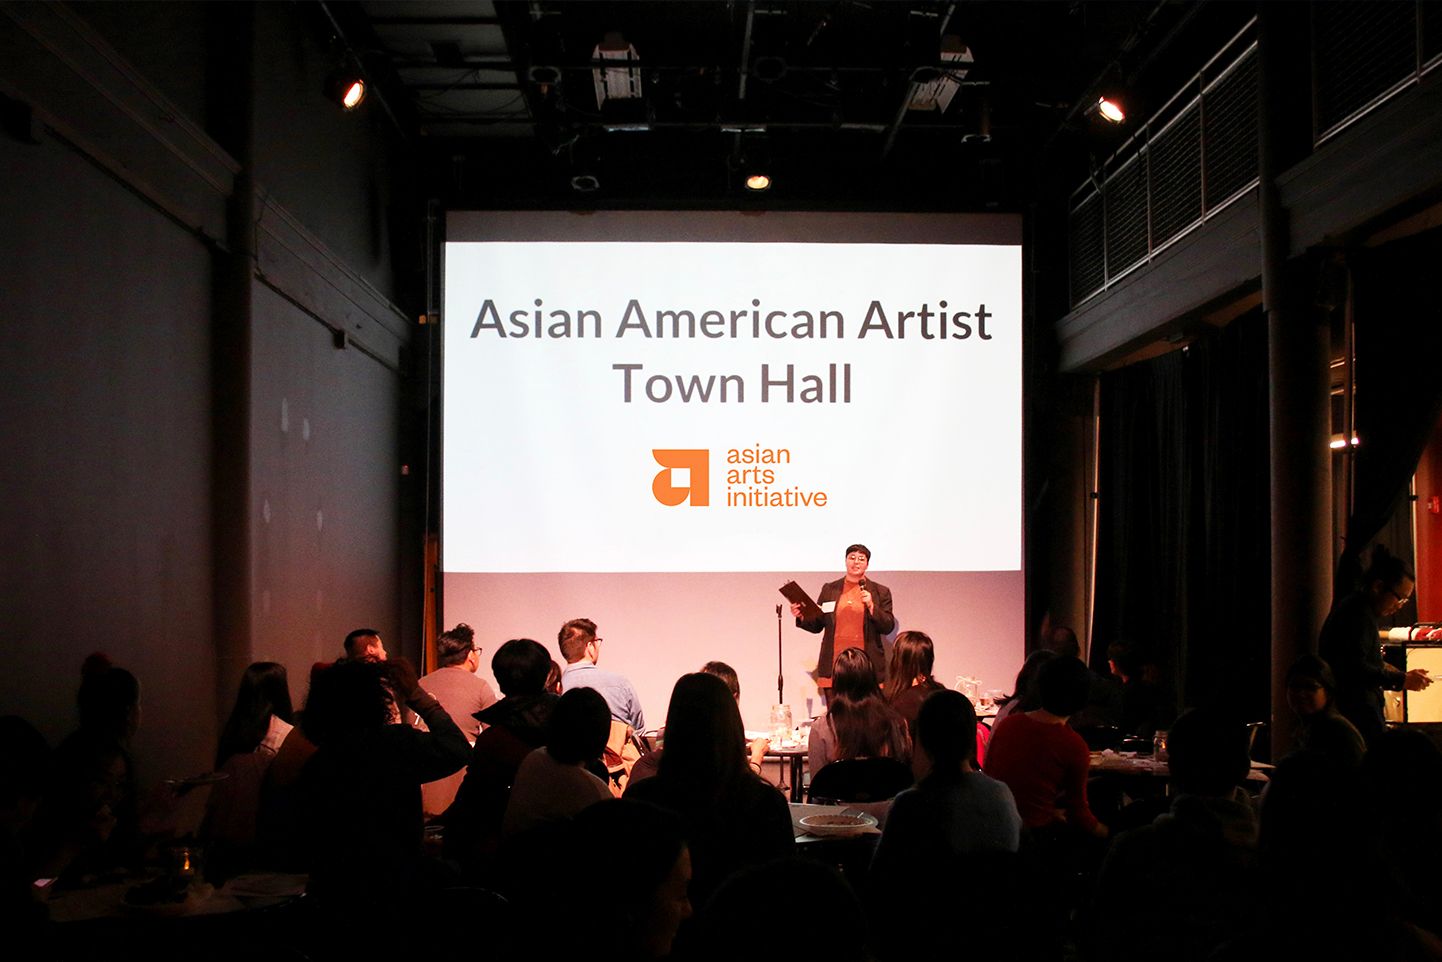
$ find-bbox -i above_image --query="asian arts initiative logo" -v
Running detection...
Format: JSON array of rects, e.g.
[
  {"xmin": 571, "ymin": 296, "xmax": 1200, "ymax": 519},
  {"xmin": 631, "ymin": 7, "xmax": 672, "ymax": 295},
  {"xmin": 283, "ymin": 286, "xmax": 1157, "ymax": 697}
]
[
  {"xmin": 651, "ymin": 449, "xmax": 710, "ymax": 506},
  {"xmin": 651, "ymin": 445, "xmax": 829, "ymax": 509}
]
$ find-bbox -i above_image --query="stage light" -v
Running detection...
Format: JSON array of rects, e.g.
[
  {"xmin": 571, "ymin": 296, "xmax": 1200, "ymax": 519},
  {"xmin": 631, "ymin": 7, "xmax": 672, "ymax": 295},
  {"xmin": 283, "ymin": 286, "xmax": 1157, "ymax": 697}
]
[
  {"xmin": 745, "ymin": 173, "xmax": 771, "ymax": 192},
  {"xmin": 1088, "ymin": 95, "xmax": 1125, "ymax": 124},
  {"xmin": 324, "ymin": 69, "xmax": 366, "ymax": 111}
]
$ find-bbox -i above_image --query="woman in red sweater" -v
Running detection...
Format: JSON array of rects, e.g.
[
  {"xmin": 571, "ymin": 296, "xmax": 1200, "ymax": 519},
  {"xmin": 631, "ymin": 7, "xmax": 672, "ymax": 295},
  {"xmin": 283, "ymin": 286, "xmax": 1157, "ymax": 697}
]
[{"xmin": 983, "ymin": 656, "xmax": 1108, "ymax": 841}]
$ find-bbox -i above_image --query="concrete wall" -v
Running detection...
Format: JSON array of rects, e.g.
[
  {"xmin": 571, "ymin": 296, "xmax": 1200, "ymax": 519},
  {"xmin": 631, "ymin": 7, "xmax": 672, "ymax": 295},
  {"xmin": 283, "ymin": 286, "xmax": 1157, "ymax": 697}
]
[
  {"xmin": 0, "ymin": 130, "xmax": 217, "ymax": 780},
  {"xmin": 0, "ymin": 1, "xmax": 411, "ymax": 788}
]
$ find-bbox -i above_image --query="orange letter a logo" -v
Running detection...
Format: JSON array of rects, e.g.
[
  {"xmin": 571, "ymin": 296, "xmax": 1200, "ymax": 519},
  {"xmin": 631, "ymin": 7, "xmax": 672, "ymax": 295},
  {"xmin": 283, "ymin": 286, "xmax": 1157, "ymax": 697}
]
[{"xmin": 652, "ymin": 449, "xmax": 710, "ymax": 506}]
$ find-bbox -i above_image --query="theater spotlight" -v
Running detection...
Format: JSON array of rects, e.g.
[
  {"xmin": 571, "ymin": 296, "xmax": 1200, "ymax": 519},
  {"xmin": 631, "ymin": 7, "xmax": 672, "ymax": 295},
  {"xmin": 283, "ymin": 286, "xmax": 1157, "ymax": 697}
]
[
  {"xmin": 1087, "ymin": 95, "xmax": 1125, "ymax": 124},
  {"xmin": 324, "ymin": 69, "xmax": 366, "ymax": 111},
  {"xmin": 745, "ymin": 172, "xmax": 772, "ymax": 192}
]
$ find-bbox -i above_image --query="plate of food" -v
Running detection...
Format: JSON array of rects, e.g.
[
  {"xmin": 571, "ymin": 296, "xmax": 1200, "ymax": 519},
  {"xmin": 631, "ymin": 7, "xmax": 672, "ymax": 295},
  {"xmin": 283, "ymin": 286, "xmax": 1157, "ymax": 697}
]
[{"xmin": 798, "ymin": 812, "xmax": 878, "ymax": 838}]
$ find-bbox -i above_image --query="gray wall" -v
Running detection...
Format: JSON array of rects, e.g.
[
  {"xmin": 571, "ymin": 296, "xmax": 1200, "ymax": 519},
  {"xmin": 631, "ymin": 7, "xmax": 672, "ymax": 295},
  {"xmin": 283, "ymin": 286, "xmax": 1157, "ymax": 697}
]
[
  {"xmin": 0, "ymin": 2, "xmax": 411, "ymax": 788},
  {"xmin": 0, "ymin": 130, "xmax": 217, "ymax": 779}
]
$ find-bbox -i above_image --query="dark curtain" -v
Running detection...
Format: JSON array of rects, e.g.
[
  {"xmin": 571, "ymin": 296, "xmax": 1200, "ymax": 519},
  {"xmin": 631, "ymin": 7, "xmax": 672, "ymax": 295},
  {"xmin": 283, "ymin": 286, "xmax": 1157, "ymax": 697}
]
[
  {"xmin": 1336, "ymin": 229, "xmax": 1442, "ymax": 594},
  {"xmin": 1093, "ymin": 310, "xmax": 1270, "ymax": 722}
]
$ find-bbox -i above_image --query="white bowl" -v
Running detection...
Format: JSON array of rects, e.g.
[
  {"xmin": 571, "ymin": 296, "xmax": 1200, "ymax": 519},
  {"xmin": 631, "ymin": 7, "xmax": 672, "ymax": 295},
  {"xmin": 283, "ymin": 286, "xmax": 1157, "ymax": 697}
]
[{"xmin": 799, "ymin": 813, "xmax": 878, "ymax": 837}]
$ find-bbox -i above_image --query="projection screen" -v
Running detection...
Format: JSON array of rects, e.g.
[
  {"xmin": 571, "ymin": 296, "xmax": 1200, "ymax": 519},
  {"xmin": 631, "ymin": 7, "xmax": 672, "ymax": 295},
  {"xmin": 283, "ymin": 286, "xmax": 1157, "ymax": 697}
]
[{"xmin": 442, "ymin": 210, "xmax": 1024, "ymax": 732}]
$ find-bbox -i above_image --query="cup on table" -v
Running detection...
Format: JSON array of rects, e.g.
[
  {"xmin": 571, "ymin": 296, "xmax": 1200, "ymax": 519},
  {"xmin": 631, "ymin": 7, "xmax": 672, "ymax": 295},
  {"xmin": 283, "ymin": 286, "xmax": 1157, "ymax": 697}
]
[
  {"xmin": 1153, "ymin": 730, "xmax": 1169, "ymax": 762},
  {"xmin": 770, "ymin": 704, "xmax": 793, "ymax": 747}
]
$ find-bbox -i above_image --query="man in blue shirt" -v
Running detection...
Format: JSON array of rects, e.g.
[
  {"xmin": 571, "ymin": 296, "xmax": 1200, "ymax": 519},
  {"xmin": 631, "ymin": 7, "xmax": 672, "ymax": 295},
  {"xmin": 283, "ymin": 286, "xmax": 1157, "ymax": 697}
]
[{"xmin": 557, "ymin": 617, "xmax": 646, "ymax": 731}]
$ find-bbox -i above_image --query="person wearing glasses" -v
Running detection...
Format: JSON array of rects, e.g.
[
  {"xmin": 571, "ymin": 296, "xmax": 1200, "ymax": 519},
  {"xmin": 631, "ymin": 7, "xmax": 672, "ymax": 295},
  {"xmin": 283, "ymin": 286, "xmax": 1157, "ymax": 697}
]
[
  {"xmin": 415, "ymin": 623, "xmax": 497, "ymax": 740},
  {"xmin": 791, "ymin": 543, "xmax": 896, "ymax": 689},
  {"xmin": 1318, "ymin": 543, "xmax": 1433, "ymax": 745},
  {"xmin": 414, "ymin": 622, "xmax": 497, "ymax": 817},
  {"xmin": 558, "ymin": 617, "xmax": 646, "ymax": 732}
]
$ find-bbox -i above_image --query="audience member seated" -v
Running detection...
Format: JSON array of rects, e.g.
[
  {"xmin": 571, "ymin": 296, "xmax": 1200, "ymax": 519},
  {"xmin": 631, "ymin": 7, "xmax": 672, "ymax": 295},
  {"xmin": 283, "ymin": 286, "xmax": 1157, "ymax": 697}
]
[
  {"xmin": 1, "ymin": 716, "xmax": 50, "ymax": 932},
  {"xmin": 1087, "ymin": 707, "xmax": 1259, "ymax": 962},
  {"xmin": 501, "ymin": 686, "xmax": 613, "ymax": 839},
  {"xmin": 414, "ymin": 623, "xmax": 498, "ymax": 818},
  {"xmin": 201, "ymin": 661, "xmax": 294, "ymax": 880},
  {"xmin": 1362, "ymin": 730, "xmax": 1442, "ymax": 940},
  {"xmin": 340, "ymin": 627, "xmax": 388, "ymax": 662},
  {"xmin": 876, "ymin": 689, "xmax": 1022, "ymax": 859},
  {"xmin": 1213, "ymin": 751, "xmax": 1435, "ymax": 960},
  {"xmin": 869, "ymin": 690, "xmax": 1022, "ymax": 959},
  {"xmin": 297, "ymin": 656, "xmax": 469, "ymax": 910},
  {"xmin": 628, "ymin": 660, "xmax": 768, "ymax": 786},
  {"xmin": 445, "ymin": 637, "xmax": 559, "ymax": 872},
  {"xmin": 417, "ymin": 624, "xmax": 498, "ymax": 739},
  {"xmin": 1046, "ymin": 625, "xmax": 1123, "ymax": 735},
  {"xmin": 886, "ymin": 630, "xmax": 946, "ymax": 727},
  {"xmin": 886, "ymin": 630, "xmax": 992, "ymax": 765},
  {"xmin": 808, "ymin": 648, "xmax": 911, "ymax": 779},
  {"xmin": 1284, "ymin": 654, "xmax": 1365, "ymax": 769},
  {"xmin": 695, "ymin": 858, "xmax": 872, "ymax": 962},
  {"xmin": 34, "ymin": 654, "xmax": 165, "ymax": 881},
  {"xmin": 626, "ymin": 672, "xmax": 794, "ymax": 910},
  {"xmin": 992, "ymin": 649, "xmax": 1058, "ymax": 726},
  {"xmin": 1108, "ymin": 642, "xmax": 1162, "ymax": 737},
  {"xmin": 985, "ymin": 655, "xmax": 1107, "ymax": 842},
  {"xmin": 551, "ymin": 800, "xmax": 693, "ymax": 961},
  {"xmin": 557, "ymin": 617, "xmax": 645, "ymax": 731}
]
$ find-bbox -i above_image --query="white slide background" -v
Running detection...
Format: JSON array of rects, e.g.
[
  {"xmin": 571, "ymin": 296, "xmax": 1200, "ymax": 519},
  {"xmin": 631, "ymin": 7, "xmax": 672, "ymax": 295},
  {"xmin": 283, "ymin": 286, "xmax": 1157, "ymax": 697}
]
[{"xmin": 441, "ymin": 212, "xmax": 1026, "ymax": 730}]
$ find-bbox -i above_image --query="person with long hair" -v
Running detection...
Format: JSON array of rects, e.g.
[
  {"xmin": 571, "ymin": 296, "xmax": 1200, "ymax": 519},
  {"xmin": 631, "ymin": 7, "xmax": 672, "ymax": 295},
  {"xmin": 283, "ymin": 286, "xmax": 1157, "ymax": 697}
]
[
  {"xmin": 807, "ymin": 647, "xmax": 910, "ymax": 779},
  {"xmin": 992, "ymin": 649, "xmax": 1058, "ymax": 725},
  {"xmin": 886, "ymin": 631, "xmax": 945, "ymax": 726},
  {"xmin": 203, "ymin": 662, "xmax": 295, "ymax": 878},
  {"xmin": 215, "ymin": 662, "xmax": 294, "ymax": 768},
  {"xmin": 984, "ymin": 656, "xmax": 1106, "ymax": 840},
  {"xmin": 626, "ymin": 672, "xmax": 793, "ymax": 909},
  {"xmin": 1319, "ymin": 543, "xmax": 1433, "ymax": 745}
]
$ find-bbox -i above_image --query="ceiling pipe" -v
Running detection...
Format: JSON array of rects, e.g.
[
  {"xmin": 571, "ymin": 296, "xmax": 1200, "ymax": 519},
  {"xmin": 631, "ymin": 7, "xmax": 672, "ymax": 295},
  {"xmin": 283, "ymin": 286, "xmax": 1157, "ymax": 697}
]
[{"xmin": 738, "ymin": 1, "xmax": 756, "ymax": 100}]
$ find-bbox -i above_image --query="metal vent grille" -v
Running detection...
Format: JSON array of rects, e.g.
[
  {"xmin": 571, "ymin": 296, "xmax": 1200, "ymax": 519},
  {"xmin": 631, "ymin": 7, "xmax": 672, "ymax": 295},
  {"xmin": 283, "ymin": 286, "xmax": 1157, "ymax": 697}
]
[
  {"xmin": 1149, "ymin": 103, "xmax": 1202, "ymax": 247},
  {"xmin": 1105, "ymin": 155, "xmax": 1150, "ymax": 280},
  {"xmin": 1203, "ymin": 54, "xmax": 1258, "ymax": 209},
  {"xmin": 1315, "ymin": 2, "xmax": 1420, "ymax": 140},
  {"xmin": 1069, "ymin": 191, "xmax": 1106, "ymax": 305}
]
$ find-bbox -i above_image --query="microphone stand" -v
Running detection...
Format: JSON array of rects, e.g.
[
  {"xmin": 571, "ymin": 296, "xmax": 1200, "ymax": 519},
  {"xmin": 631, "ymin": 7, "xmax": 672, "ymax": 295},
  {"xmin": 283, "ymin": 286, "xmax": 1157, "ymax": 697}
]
[{"xmin": 775, "ymin": 604, "xmax": 785, "ymax": 705}]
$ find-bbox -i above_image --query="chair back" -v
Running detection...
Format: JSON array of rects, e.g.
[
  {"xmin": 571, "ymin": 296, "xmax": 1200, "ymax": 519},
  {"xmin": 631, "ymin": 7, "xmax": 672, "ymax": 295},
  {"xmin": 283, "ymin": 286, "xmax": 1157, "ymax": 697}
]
[{"xmin": 808, "ymin": 757, "xmax": 912, "ymax": 803}]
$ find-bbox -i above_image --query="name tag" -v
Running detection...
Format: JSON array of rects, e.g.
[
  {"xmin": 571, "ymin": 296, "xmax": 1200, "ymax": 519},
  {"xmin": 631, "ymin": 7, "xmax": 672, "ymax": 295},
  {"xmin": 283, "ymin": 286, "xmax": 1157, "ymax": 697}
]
[{"xmin": 821, "ymin": 601, "xmax": 836, "ymax": 613}]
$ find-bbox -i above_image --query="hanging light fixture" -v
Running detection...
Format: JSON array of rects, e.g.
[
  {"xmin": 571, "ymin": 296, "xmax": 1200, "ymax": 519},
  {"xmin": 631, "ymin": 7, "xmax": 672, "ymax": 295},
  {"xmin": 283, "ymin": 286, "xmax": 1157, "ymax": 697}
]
[{"xmin": 324, "ymin": 67, "xmax": 366, "ymax": 111}]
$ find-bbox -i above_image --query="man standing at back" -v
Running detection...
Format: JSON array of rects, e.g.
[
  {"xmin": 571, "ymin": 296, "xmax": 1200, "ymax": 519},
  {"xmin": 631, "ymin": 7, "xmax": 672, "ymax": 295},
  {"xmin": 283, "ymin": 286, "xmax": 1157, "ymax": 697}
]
[{"xmin": 558, "ymin": 617, "xmax": 645, "ymax": 732}]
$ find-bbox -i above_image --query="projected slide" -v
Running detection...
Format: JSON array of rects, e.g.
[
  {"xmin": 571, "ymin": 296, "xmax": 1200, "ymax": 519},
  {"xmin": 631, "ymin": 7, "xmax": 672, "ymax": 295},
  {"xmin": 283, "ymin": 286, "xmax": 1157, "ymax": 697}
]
[{"xmin": 443, "ymin": 211, "xmax": 1024, "ymax": 729}]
